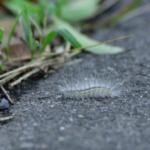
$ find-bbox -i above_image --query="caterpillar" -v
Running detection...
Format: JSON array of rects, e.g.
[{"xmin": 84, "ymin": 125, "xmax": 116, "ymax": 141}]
[{"xmin": 56, "ymin": 68, "xmax": 124, "ymax": 99}]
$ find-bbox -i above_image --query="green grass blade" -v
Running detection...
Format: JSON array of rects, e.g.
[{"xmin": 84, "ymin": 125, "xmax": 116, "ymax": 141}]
[
  {"xmin": 39, "ymin": 28, "xmax": 81, "ymax": 54},
  {"xmin": 24, "ymin": 7, "xmax": 34, "ymax": 59},
  {"xmin": 0, "ymin": 28, "xmax": 4, "ymax": 47},
  {"xmin": 39, "ymin": 32, "xmax": 57, "ymax": 54},
  {"xmin": 103, "ymin": 0, "xmax": 142, "ymax": 26},
  {"xmin": 51, "ymin": 17, "xmax": 124, "ymax": 54},
  {"xmin": 6, "ymin": 10, "xmax": 25, "ymax": 60},
  {"xmin": 0, "ymin": 61, "xmax": 4, "ymax": 70},
  {"xmin": 19, "ymin": 16, "xmax": 29, "ymax": 43},
  {"xmin": 56, "ymin": 28, "xmax": 81, "ymax": 48},
  {"xmin": 0, "ymin": 28, "xmax": 4, "ymax": 70}
]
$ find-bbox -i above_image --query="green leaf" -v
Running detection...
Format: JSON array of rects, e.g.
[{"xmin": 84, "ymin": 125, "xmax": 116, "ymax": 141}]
[
  {"xmin": 51, "ymin": 17, "xmax": 124, "ymax": 54},
  {"xmin": 57, "ymin": 0, "xmax": 69, "ymax": 5},
  {"xmin": 39, "ymin": 28, "xmax": 81, "ymax": 54},
  {"xmin": 56, "ymin": 0, "xmax": 69, "ymax": 16},
  {"xmin": 61, "ymin": 0, "xmax": 101, "ymax": 21}
]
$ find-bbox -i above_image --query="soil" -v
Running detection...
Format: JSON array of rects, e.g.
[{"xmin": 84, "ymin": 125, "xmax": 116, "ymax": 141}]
[{"xmin": 0, "ymin": 0, "xmax": 150, "ymax": 150}]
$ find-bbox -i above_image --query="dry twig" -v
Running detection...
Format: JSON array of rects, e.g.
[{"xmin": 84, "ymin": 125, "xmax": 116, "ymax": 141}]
[
  {"xmin": 0, "ymin": 35, "xmax": 133, "ymax": 88},
  {"xmin": 0, "ymin": 85, "xmax": 14, "ymax": 104}
]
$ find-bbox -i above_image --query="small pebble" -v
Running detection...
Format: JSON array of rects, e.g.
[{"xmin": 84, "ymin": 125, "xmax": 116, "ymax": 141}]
[
  {"xmin": 78, "ymin": 115, "xmax": 84, "ymax": 118},
  {"xmin": 58, "ymin": 136, "xmax": 65, "ymax": 141},
  {"xmin": 0, "ymin": 98, "xmax": 9, "ymax": 110},
  {"xmin": 60, "ymin": 126, "xmax": 65, "ymax": 130}
]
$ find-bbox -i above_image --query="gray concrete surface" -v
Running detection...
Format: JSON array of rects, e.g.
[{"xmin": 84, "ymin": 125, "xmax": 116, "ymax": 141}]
[{"xmin": 0, "ymin": 0, "xmax": 150, "ymax": 150}]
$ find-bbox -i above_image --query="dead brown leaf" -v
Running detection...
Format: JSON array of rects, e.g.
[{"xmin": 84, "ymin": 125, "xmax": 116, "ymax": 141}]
[{"xmin": 0, "ymin": 44, "xmax": 33, "ymax": 61}]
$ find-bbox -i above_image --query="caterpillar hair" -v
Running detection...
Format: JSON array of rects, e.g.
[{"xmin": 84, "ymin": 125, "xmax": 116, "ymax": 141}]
[{"xmin": 55, "ymin": 67, "xmax": 125, "ymax": 100}]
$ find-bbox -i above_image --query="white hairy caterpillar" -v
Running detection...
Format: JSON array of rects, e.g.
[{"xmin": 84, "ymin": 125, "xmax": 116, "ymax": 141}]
[{"xmin": 57, "ymin": 68, "xmax": 124, "ymax": 99}]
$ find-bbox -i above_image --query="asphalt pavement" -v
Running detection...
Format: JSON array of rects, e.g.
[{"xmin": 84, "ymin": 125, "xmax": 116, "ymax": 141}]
[{"xmin": 0, "ymin": 0, "xmax": 150, "ymax": 150}]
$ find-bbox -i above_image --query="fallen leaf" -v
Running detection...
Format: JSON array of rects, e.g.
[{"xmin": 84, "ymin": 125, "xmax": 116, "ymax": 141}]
[{"xmin": 1, "ymin": 43, "xmax": 32, "ymax": 60}]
